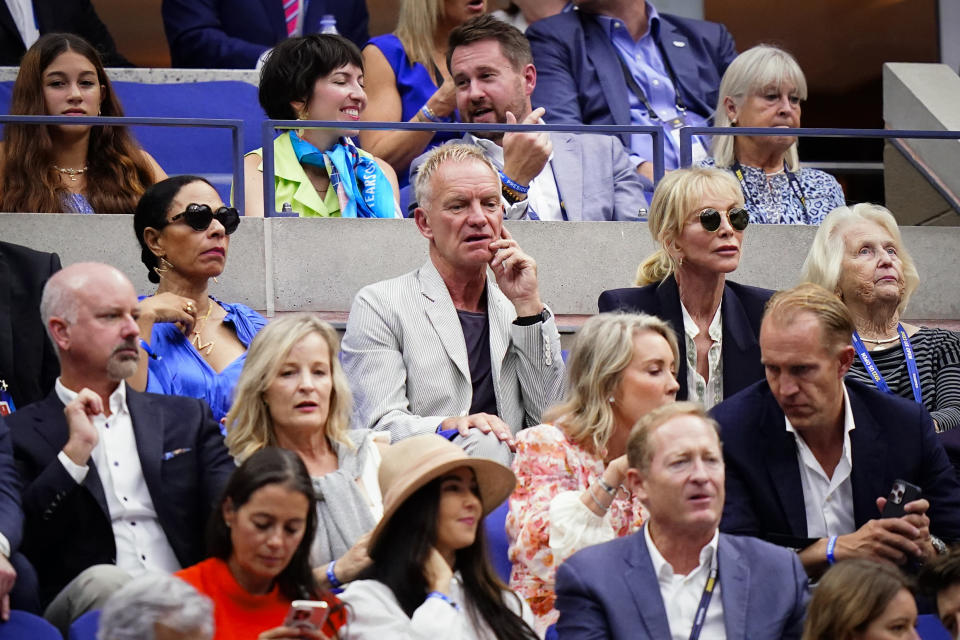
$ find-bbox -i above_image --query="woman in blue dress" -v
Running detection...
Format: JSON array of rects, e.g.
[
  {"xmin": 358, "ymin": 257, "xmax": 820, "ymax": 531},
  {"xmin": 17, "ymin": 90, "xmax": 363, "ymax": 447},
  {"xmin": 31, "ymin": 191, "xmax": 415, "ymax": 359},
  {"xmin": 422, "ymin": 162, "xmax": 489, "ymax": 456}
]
[
  {"xmin": 131, "ymin": 175, "xmax": 265, "ymax": 423},
  {"xmin": 0, "ymin": 33, "xmax": 165, "ymax": 214},
  {"xmin": 360, "ymin": 0, "xmax": 486, "ymax": 187},
  {"xmin": 704, "ymin": 45, "xmax": 845, "ymax": 225}
]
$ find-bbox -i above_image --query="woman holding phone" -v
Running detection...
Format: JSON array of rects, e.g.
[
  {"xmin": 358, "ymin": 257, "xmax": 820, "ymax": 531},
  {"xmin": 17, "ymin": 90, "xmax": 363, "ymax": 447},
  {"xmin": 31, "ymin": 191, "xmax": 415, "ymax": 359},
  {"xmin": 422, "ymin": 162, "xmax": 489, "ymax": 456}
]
[{"xmin": 176, "ymin": 447, "xmax": 347, "ymax": 639}]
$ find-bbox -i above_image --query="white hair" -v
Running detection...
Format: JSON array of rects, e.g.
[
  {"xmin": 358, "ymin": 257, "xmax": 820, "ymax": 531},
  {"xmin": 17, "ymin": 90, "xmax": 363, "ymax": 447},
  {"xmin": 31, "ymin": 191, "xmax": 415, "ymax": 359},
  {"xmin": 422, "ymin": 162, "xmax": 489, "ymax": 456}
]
[{"xmin": 97, "ymin": 573, "xmax": 214, "ymax": 640}]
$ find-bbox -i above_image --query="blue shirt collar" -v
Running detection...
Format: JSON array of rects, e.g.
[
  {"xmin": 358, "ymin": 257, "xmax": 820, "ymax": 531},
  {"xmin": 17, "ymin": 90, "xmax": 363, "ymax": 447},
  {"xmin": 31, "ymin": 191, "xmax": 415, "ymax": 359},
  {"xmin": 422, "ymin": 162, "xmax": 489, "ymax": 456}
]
[{"xmin": 594, "ymin": 1, "xmax": 659, "ymax": 43}]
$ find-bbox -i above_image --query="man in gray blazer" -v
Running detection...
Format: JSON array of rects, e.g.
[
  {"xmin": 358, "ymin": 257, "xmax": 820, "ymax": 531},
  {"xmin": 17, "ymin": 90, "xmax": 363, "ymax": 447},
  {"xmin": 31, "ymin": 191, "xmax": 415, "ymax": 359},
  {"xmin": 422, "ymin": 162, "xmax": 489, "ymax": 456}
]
[
  {"xmin": 409, "ymin": 14, "xmax": 648, "ymax": 222},
  {"xmin": 342, "ymin": 143, "xmax": 564, "ymax": 464}
]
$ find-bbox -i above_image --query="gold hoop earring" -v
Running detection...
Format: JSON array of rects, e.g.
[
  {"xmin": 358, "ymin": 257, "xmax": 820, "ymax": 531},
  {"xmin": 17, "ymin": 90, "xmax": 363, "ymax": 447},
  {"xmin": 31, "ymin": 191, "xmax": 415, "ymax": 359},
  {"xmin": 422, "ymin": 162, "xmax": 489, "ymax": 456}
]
[{"xmin": 154, "ymin": 256, "xmax": 174, "ymax": 279}]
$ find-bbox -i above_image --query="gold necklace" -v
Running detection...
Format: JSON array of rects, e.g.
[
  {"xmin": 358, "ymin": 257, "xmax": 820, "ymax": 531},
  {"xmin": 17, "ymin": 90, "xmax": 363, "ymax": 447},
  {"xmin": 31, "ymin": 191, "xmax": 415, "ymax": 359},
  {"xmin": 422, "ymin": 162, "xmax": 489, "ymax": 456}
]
[
  {"xmin": 190, "ymin": 301, "xmax": 216, "ymax": 356},
  {"xmin": 53, "ymin": 165, "xmax": 88, "ymax": 182}
]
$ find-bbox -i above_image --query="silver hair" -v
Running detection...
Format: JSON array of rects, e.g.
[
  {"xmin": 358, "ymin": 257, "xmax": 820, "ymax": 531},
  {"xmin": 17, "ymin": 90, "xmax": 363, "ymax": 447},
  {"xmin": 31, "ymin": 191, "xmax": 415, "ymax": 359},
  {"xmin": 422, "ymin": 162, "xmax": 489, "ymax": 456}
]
[
  {"xmin": 97, "ymin": 573, "xmax": 214, "ymax": 640},
  {"xmin": 413, "ymin": 142, "xmax": 501, "ymax": 209},
  {"xmin": 711, "ymin": 44, "xmax": 808, "ymax": 170}
]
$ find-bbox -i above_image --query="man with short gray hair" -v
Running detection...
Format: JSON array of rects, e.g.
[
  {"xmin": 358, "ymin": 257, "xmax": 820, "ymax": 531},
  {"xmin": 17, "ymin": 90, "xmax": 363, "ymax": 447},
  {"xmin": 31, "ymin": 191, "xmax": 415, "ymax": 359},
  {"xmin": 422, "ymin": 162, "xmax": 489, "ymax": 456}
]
[
  {"xmin": 8, "ymin": 262, "xmax": 234, "ymax": 634},
  {"xmin": 555, "ymin": 402, "xmax": 809, "ymax": 639},
  {"xmin": 98, "ymin": 573, "xmax": 214, "ymax": 640},
  {"xmin": 342, "ymin": 144, "xmax": 564, "ymax": 463}
]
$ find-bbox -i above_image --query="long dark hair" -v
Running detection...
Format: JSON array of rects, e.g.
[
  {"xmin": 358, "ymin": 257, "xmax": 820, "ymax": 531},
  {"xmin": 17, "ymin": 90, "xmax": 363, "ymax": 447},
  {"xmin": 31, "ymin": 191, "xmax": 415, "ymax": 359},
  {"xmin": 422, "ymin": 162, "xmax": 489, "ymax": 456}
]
[
  {"xmin": 0, "ymin": 33, "xmax": 156, "ymax": 214},
  {"xmin": 367, "ymin": 477, "xmax": 537, "ymax": 640},
  {"xmin": 134, "ymin": 175, "xmax": 215, "ymax": 284},
  {"xmin": 207, "ymin": 447, "xmax": 318, "ymax": 601}
]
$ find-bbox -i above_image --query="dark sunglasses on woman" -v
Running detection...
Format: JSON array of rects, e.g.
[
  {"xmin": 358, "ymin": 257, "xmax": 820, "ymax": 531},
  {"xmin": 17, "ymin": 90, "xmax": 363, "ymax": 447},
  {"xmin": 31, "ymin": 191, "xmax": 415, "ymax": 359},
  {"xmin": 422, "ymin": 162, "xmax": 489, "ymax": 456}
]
[
  {"xmin": 698, "ymin": 206, "xmax": 750, "ymax": 232},
  {"xmin": 170, "ymin": 203, "xmax": 241, "ymax": 235}
]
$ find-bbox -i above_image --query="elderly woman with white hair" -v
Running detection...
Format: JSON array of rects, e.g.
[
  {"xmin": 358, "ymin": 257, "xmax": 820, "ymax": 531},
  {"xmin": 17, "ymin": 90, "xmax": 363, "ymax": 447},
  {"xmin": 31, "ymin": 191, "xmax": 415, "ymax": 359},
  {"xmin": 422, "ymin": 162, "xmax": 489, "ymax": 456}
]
[
  {"xmin": 97, "ymin": 574, "xmax": 214, "ymax": 640},
  {"xmin": 703, "ymin": 44, "xmax": 845, "ymax": 225},
  {"xmin": 802, "ymin": 203, "xmax": 960, "ymax": 431}
]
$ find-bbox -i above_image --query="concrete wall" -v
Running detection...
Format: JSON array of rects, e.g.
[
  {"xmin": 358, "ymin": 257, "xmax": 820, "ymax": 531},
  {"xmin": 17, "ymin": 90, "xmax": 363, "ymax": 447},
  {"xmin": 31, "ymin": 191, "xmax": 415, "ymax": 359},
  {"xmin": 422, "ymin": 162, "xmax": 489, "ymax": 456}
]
[{"xmin": 3, "ymin": 214, "xmax": 960, "ymax": 324}]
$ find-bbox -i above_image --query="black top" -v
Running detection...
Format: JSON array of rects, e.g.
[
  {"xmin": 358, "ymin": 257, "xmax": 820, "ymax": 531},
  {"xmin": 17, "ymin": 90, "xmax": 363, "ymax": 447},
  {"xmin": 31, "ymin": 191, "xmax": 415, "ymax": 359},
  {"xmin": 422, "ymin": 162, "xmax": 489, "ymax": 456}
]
[{"xmin": 457, "ymin": 309, "xmax": 498, "ymax": 417}]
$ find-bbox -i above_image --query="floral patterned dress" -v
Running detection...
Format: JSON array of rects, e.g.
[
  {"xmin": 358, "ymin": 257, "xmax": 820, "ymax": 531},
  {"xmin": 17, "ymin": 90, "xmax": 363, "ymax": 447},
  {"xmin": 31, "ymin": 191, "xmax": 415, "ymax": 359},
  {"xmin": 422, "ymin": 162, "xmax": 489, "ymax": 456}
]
[{"xmin": 507, "ymin": 423, "xmax": 645, "ymax": 635}]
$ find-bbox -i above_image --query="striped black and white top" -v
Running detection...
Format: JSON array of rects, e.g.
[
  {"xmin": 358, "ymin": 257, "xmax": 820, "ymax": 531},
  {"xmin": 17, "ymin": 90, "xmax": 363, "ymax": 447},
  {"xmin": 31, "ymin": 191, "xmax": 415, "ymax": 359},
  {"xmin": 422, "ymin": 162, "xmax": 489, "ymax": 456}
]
[{"xmin": 846, "ymin": 327, "xmax": 960, "ymax": 430}]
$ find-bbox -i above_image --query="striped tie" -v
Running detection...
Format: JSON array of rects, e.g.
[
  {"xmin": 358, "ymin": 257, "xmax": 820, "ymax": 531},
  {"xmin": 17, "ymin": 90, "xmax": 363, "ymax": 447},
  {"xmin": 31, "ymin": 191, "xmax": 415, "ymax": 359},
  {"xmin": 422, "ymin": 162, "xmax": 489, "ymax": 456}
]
[{"xmin": 283, "ymin": 0, "xmax": 299, "ymax": 37}]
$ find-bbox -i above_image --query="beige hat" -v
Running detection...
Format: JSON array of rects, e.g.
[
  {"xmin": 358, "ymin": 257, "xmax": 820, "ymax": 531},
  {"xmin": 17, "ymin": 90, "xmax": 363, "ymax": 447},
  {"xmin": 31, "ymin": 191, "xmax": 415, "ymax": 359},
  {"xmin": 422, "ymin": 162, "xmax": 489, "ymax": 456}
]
[{"xmin": 370, "ymin": 434, "xmax": 517, "ymax": 548}]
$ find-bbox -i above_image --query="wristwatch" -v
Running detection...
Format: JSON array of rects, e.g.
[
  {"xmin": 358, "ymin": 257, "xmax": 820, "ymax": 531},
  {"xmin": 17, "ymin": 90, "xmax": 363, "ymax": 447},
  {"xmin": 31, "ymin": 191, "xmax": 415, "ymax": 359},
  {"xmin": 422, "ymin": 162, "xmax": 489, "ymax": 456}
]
[{"xmin": 513, "ymin": 308, "xmax": 551, "ymax": 326}]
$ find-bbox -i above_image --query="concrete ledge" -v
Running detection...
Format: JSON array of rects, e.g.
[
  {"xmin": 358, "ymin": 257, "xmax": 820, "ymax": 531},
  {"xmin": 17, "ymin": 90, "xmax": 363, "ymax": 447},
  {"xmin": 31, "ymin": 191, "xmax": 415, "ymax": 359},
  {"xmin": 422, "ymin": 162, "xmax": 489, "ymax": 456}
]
[
  {"xmin": 0, "ymin": 66, "xmax": 259, "ymax": 85},
  {"xmin": 2, "ymin": 214, "xmax": 959, "ymax": 321}
]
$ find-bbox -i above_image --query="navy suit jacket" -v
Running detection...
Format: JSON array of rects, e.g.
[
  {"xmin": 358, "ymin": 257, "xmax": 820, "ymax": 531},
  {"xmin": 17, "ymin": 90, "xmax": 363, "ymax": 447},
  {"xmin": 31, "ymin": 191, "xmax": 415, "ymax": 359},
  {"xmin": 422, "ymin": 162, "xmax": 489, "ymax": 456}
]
[
  {"xmin": 555, "ymin": 528, "xmax": 809, "ymax": 640},
  {"xmin": 10, "ymin": 387, "xmax": 235, "ymax": 604},
  {"xmin": 713, "ymin": 379, "xmax": 960, "ymax": 549},
  {"xmin": 0, "ymin": 0, "xmax": 130, "ymax": 66},
  {"xmin": 0, "ymin": 242, "xmax": 60, "ymax": 411},
  {"xmin": 162, "ymin": 0, "xmax": 369, "ymax": 68},
  {"xmin": 526, "ymin": 9, "xmax": 736, "ymax": 147},
  {"xmin": 598, "ymin": 275, "xmax": 772, "ymax": 401}
]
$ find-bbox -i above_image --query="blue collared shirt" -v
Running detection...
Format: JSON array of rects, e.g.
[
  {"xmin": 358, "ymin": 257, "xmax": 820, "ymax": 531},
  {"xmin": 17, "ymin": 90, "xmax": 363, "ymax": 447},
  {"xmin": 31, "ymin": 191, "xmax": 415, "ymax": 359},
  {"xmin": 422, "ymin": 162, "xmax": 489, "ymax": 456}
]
[{"xmin": 596, "ymin": 3, "xmax": 708, "ymax": 169}]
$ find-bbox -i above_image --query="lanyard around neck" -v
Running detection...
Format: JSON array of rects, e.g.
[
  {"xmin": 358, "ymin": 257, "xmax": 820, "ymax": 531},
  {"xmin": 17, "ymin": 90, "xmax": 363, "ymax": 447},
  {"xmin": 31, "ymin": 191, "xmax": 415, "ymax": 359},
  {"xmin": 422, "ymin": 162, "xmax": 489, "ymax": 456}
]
[
  {"xmin": 731, "ymin": 161, "xmax": 807, "ymax": 221},
  {"xmin": 688, "ymin": 554, "xmax": 718, "ymax": 640},
  {"xmin": 851, "ymin": 324, "xmax": 922, "ymax": 405}
]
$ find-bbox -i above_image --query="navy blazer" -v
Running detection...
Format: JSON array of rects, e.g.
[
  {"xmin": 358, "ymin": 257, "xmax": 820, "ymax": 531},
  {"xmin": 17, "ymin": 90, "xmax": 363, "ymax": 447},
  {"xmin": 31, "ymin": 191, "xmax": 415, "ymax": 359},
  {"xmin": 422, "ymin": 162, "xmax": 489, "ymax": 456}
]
[
  {"xmin": 526, "ymin": 9, "xmax": 736, "ymax": 147},
  {"xmin": 598, "ymin": 275, "xmax": 772, "ymax": 402},
  {"xmin": 162, "ymin": 0, "xmax": 369, "ymax": 68},
  {"xmin": 0, "ymin": 242, "xmax": 60, "ymax": 410},
  {"xmin": 0, "ymin": 0, "xmax": 130, "ymax": 66},
  {"xmin": 713, "ymin": 379, "xmax": 960, "ymax": 549},
  {"xmin": 10, "ymin": 387, "xmax": 235, "ymax": 604},
  {"xmin": 555, "ymin": 528, "xmax": 809, "ymax": 640}
]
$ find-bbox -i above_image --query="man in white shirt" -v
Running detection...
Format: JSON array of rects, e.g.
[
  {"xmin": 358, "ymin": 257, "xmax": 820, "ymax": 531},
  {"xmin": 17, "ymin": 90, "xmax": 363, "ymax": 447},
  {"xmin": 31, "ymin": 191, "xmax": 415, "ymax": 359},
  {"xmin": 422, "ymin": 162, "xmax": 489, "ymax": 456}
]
[
  {"xmin": 555, "ymin": 402, "xmax": 809, "ymax": 639},
  {"xmin": 8, "ymin": 263, "xmax": 234, "ymax": 633},
  {"xmin": 409, "ymin": 14, "xmax": 648, "ymax": 222},
  {"xmin": 714, "ymin": 283, "xmax": 960, "ymax": 579}
]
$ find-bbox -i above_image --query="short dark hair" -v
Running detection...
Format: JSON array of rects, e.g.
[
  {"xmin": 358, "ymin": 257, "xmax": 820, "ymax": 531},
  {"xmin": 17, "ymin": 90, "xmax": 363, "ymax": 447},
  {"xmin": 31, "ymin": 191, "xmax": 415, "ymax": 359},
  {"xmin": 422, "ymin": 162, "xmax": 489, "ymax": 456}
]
[
  {"xmin": 920, "ymin": 548, "xmax": 960, "ymax": 610},
  {"xmin": 207, "ymin": 447, "xmax": 318, "ymax": 601},
  {"xmin": 134, "ymin": 175, "xmax": 216, "ymax": 284},
  {"xmin": 257, "ymin": 34, "xmax": 364, "ymax": 121},
  {"xmin": 447, "ymin": 14, "xmax": 533, "ymax": 74}
]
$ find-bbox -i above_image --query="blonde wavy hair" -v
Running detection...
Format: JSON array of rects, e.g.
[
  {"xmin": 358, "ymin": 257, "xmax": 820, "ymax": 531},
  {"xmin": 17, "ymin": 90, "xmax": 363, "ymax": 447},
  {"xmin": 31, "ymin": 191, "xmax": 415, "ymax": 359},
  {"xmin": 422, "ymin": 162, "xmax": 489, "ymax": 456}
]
[
  {"xmin": 711, "ymin": 44, "xmax": 808, "ymax": 171},
  {"xmin": 635, "ymin": 167, "xmax": 743, "ymax": 286},
  {"xmin": 224, "ymin": 313, "xmax": 354, "ymax": 463},
  {"xmin": 395, "ymin": 0, "xmax": 445, "ymax": 70},
  {"xmin": 800, "ymin": 203, "xmax": 920, "ymax": 317},
  {"xmin": 544, "ymin": 313, "xmax": 679, "ymax": 456}
]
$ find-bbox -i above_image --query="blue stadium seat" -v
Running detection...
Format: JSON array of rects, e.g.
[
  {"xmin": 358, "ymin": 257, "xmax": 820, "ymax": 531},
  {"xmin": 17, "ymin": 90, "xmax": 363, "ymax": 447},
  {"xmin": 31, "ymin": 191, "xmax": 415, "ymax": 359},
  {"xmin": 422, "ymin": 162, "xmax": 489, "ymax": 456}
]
[
  {"xmin": 68, "ymin": 609, "xmax": 101, "ymax": 640},
  {"xmin": 0, "ymin": 611, "xmax": 61, "ymax": 639},
  {"xmin": 917, "ymin": 613, "xmax": 951, "ymax": 640},
  {"xmin": 484, "ymin": 500, "xmax": 513, "ymax": 583}
]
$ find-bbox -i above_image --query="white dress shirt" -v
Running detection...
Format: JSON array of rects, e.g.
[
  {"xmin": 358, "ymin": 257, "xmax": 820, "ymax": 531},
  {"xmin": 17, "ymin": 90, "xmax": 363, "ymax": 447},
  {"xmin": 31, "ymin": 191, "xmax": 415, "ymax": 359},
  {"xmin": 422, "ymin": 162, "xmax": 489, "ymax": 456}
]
[
  {"xmin": 55, "ymin": 380, "xmax": 181, "ymax": 575},
  {"xmin": 4, "ymin": 0, "xmax": 38, "ymax": 49},
  {"xmin": 680, "ymin": 300, "xmax": 724, "ymax": 409},
  {"xmin": 644, "ymin": 525, "xmax": 725, "ymax": 640},
  {"xmin": 785, "ymin": 384, "xmax": 857, "ymax": 539},
  {"xmin": 467, "ymin": 132, "xmax": 564, "ymax": 221}
]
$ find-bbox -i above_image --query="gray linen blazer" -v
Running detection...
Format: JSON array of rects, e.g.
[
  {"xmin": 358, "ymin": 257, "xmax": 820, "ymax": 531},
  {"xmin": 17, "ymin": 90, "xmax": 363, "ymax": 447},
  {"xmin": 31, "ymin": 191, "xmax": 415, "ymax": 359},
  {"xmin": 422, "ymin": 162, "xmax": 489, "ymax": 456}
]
[{"xmin": 341, "ymin": 259, "xmax": 565, "ymax": 442}]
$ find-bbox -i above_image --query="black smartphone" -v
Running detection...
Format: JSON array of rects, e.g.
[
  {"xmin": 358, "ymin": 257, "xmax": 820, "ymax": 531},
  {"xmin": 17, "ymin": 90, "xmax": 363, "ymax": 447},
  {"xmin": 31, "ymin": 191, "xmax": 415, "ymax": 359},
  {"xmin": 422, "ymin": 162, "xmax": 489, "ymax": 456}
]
[{"xmin": 881, "ymin": 479, "xmax": 922, "ymax": 518}]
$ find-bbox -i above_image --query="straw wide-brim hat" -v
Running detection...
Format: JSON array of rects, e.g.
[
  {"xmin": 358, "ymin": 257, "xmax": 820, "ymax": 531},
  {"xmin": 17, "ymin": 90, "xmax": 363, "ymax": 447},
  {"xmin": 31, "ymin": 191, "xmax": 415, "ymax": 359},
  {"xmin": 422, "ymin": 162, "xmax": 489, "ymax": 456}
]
[{"xmin": 369, "ymin": 434, "xmax": 517, "ymax": 549}]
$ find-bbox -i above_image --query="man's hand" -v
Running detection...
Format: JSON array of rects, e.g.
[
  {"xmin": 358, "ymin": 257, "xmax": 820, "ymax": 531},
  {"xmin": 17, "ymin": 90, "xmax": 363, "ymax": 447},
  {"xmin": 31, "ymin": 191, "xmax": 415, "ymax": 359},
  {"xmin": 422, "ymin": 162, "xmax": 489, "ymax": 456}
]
[
  {"xmin": 62, "ymin": 389, "xmax": 101, "ymax": 466},
  {"xmin": 489, "ymin": 227, "xmax": 542, "ymax": 317},
  {"xmin": 877, "ymin": 496, "xmax": 936, "ymax": 559},
  {"xmin": 440, "ymin": 413, "xmax": 516, "ymax": 451},
  {"xmin": 0, "ymin": 555, "xmax": 16, "ymax": 622},
  {"xmin": 502, "ymin": 108, "xmax": 552, "ymax": 188}
]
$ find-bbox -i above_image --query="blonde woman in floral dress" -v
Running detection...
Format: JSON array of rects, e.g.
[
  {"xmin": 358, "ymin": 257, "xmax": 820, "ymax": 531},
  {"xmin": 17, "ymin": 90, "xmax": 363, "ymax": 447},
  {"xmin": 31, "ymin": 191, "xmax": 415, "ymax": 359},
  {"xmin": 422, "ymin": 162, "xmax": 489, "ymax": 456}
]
[{"xmin": 506, "ymin": 313, "xmax": 680, "ymax": 634}]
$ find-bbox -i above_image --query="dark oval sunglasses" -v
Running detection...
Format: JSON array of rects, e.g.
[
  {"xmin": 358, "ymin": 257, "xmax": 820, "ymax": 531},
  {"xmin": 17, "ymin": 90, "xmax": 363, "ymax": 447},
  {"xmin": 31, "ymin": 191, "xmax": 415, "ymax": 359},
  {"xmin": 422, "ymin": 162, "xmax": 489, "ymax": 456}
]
[
  {"xmin": 698, "ymin": 206, "xmax": 749, "ymax": 232},
  {"xmin": 170, "ymin": 203, "xmax": 241, "ymax": 235}
]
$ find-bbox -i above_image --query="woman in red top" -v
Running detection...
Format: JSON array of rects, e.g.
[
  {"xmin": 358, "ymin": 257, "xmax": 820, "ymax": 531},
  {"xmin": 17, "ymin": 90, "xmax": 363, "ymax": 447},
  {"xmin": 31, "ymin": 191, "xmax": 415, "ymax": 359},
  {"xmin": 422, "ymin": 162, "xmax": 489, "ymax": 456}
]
[{"xmin": 177, "ymin": 447, "xmax": 346, "ymax": 639}]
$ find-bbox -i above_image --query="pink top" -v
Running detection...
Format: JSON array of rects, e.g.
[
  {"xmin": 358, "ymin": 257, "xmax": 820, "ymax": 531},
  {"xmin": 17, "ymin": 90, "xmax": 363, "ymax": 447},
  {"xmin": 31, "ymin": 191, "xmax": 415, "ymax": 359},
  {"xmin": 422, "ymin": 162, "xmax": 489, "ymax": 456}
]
[{"xmin": 506, "ymin": 423, "xmax": 645, "ymax": 635}]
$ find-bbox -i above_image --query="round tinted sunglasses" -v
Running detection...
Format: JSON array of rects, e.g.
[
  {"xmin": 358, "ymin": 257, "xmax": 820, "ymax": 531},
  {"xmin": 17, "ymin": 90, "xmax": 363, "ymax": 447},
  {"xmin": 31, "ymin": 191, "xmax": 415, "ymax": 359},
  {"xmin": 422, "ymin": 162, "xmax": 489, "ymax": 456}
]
[
  {"xmin": 697, "ymin": 206, "xmax": 750, "ymax": 232},
  {"xmin": 170, "ymin": 203, "xmax": 241, "ymax": 235}
]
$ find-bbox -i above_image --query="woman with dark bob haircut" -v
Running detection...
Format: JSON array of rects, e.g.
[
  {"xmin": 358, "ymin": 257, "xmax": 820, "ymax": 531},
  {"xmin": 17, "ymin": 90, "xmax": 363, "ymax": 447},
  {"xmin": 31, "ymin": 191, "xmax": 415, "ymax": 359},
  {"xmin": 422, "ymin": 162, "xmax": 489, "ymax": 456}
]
[
  {"xmin": 342, "ymin": 434, "xmax": 537, "ymax": 639},
  {"xmin": 177, "ymin": 447, "xmax": 347, "ymax": 639},
  {"xmin": 131, "ymin": 175, "xmax": 265, "ymax": 423},
  {"xmin": 244, "ymin": 33, "xmax": 399, "ymax": 218},
  {"xmin": 802, "ymin": 559, "xmax": 919, "ymax": 640},
  {"xmin": 0, "ymin": 33, "xmax": 165, "ymax": 213}
]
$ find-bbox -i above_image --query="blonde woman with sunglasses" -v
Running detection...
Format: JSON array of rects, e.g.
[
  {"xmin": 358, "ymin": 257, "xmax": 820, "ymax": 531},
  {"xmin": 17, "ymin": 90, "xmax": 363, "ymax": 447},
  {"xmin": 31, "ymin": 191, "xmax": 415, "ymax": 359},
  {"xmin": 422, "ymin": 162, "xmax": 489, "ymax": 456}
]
[
  {"xmin": 130, "ymin": 175, "xmax": 265, "ymax": 423},
  {"xmin": 598, "ymin": 167, "xmax": 773, "ymax": 409}
]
